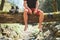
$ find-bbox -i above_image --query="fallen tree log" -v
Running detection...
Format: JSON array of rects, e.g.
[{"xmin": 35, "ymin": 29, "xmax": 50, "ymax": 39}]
[{"xmin": 0, "ymin": 12, "xmax": 60, "ymax": 24}]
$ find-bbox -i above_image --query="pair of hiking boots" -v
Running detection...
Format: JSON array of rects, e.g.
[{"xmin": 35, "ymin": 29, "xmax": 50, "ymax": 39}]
[{"xmin": 9, "ymin": 6, "xmax": 19, "ymax": 14}]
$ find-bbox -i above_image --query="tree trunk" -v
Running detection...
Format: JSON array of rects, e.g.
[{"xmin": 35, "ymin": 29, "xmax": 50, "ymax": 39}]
[
  {"xmin": 0, "ymin": 0, "xmax": 5, "ymax": 10},
  {"xmin": 52, "ymin": 0, "xmax": 58, "ymax": 12},
  {"xmin": 0, "ymin": 12, "xmax": 60, "ymax": 24}
]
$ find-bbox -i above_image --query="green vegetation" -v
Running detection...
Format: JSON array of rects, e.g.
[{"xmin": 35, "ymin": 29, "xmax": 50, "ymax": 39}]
[{"xmin": 0, "ymin": 0, "xmax": 60, "ymax": 12}]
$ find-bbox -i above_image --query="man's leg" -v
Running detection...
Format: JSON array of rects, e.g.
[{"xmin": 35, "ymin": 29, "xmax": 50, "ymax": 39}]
[
  {"xmin": 23, "ymin": 9, "xmax": 28, "ymax": 31},
  {"xmin": 38, "ymin": 9, "xmax": 44, "ymax": 31}
]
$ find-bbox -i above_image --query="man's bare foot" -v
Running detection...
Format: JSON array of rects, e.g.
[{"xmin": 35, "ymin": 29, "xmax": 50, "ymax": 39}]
[
  {"xmin": 38, "ymin": 25, "xmax": 43, "ymax": 31},
  {"xmin": 24, "ymin": 26, "xmax": 28, "ymax": 31}
]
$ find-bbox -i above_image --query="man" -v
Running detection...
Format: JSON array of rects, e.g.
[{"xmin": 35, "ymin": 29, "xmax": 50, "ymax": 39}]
[{"xmin": 23, "ymin": 0, "xmax": 44, "ymax": 31}]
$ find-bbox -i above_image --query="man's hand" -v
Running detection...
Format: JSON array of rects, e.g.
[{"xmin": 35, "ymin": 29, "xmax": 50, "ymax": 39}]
[{"xmin": 34, "ymin": 9, "xmax": 37, "ymax": 14}]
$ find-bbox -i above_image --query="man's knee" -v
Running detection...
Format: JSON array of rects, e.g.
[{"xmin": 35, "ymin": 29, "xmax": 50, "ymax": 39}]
[
  {"xmin": 37, "ymin": 10, "xmax": 44, "ymax": 16},
  {"xmin": 24, "ymin": 9, "xmax": 29, "ymax": 16},
  {"xmin": 24, "ymin": 9, "xmax": 28, "ymax": 12},
  {"xmin": 38, "ymin": 9, "xmax": 44, "ymax": 14}
]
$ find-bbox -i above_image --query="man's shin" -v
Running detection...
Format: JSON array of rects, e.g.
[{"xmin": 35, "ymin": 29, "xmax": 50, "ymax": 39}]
[
  {"xmin": 23, "ymin": 11, "xmax": 28, "ymax": 31},
  {"xmin": 38, "ymin": 12, "xmax": 44, "ymax": 30}
]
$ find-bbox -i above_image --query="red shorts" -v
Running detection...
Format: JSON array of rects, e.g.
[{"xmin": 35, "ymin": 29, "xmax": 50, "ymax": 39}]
[{"xmin": 27, "ymin": 8, "xmax": 42, "ymax": 15}]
